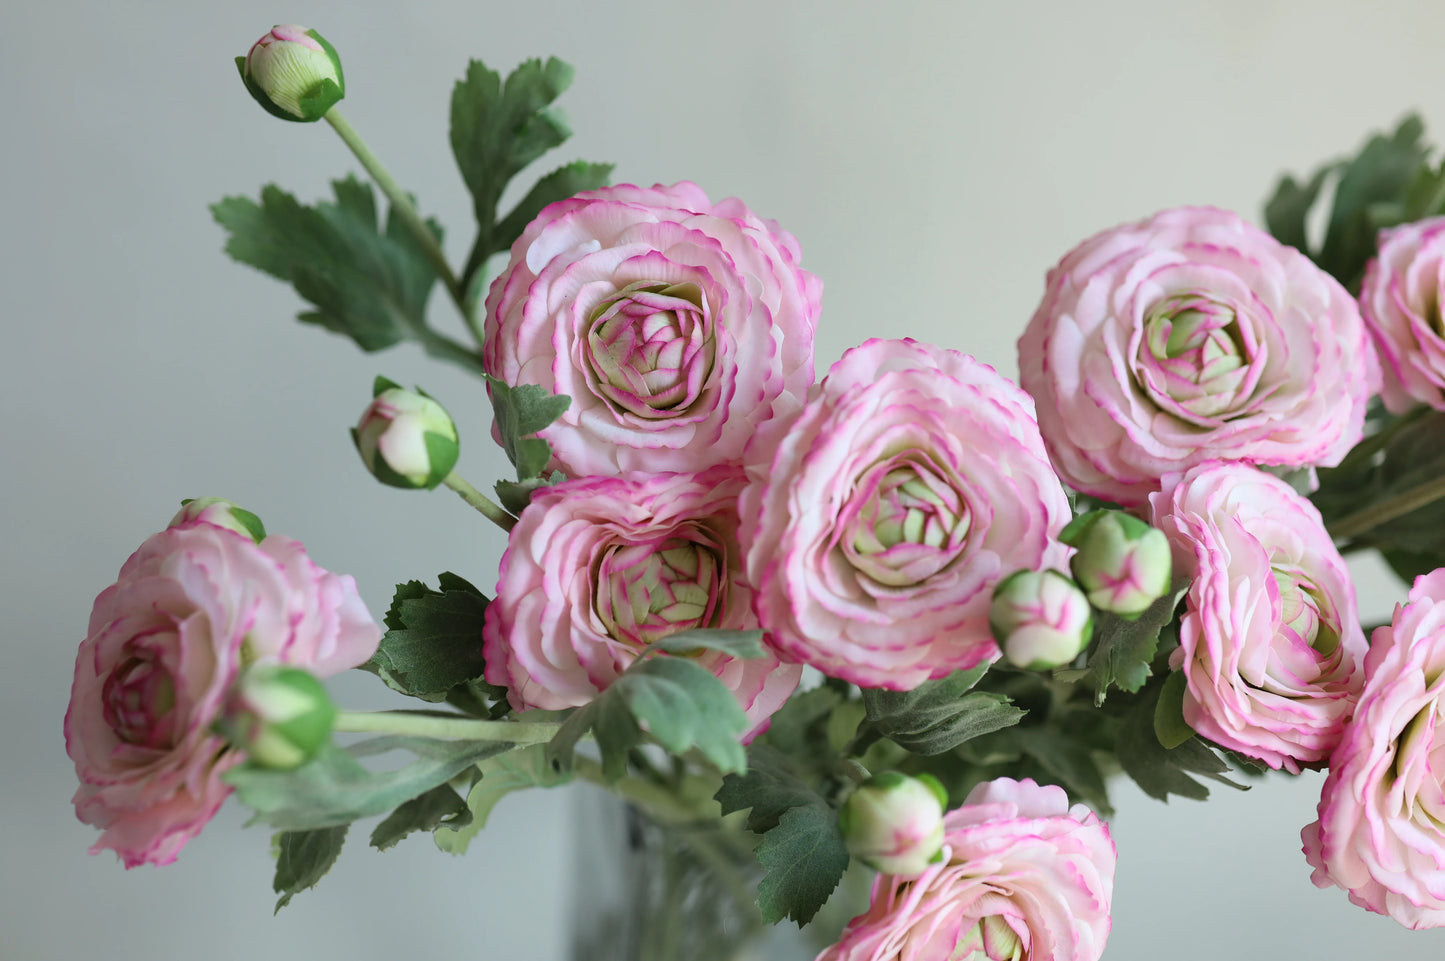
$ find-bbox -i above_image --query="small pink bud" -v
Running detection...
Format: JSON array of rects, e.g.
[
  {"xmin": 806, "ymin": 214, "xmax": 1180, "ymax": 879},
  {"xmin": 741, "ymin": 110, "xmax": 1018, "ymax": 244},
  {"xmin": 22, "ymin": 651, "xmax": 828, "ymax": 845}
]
[
  {"xmin": 352, "ymin": 377, "xmax": 460, "ymax": 489},
  {"xmin": 237, "ymin": 25, "xmax": 345, "ymax": 122},
  {"xmin": 1061, "ymin": 510, "xmax": 1172, "ymax": 617},
  {"xmin": 169, "ymin": 497, "xmax": 266, "ymax": 543},
  {"xmin": 989, "ymin": 569, "xmax": 1093, "ymax": 669},
  {"xmin": 839, "ymin": 772, "xmax": 947, "ymax": 877}
]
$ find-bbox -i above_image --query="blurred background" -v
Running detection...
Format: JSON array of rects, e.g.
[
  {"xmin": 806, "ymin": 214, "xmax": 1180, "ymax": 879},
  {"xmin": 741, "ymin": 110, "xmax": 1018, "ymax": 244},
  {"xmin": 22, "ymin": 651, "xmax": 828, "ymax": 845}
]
[{"xmin": 5, "ymin": 0, "xmax": 1445, "ymax": 957}]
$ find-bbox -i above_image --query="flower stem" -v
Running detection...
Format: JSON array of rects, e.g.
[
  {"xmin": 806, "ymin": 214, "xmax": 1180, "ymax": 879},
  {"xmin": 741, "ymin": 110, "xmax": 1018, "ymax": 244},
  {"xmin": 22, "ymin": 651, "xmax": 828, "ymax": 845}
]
[
  {"xmin": 333, "ymin": 710, "xmax": 559, "ymax": 743},
  {"xmin": 323, "ymin": 108, "xmax": 479, "ymax": 341},
  {"xmin": 1328, "ymin": 473, "xmax": 1445, "ymax": 541},
  {"xmin": 443, "ymin": 471, "xmax": 517, "ymax": 532}
]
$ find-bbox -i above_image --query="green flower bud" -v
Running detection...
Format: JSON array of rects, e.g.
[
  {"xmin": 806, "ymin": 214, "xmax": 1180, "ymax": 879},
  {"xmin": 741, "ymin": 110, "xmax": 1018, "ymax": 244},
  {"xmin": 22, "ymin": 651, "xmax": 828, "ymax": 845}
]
[
  {"xmin": 221, "ymin": 665, "xmax": 335, "ymax": 770},
  {"xmin": 989, "ymin": 569, "xmax": 1093, "ymax": 670},
  {"xmin": 1060, "ymin": 510, "xmax": 1172, "ymax": 617},
  {"xmin": 352, "ymin": 377, "xmax": 460, "ymax": 490},
  {"xmin": 237, "ymin": 25, "xmax": 345, "ymax": 122},
  {"xmin": 169, "ymin": 497, "xmax": 266, "ymax": 543},
  {"xmin": 839, "ymin": 772, "xmax": 948, "ymax": 877}
]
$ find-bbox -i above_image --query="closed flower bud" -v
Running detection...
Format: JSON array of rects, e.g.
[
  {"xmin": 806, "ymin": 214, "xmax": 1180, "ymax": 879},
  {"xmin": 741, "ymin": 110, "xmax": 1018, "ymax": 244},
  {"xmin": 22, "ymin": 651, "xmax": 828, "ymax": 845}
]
[
  {"xmin": 237, "ymin": 25, "xmax": 345, "ymax": 122},
  {"xmin": 839, "ymin": 772, "xmax": 948, "ymax": 877},
  {"xmin": 352, "ymin": 377, "xmax": 460, "ymax": 489},
  {"xmin": 1061, "ymin": 510, "xmax": 1172, "ymax": 617},
  {"xmin": 169, "ymin": 497, "xmax": 266, "ymax": 543},
  {"xmin": 990, "ymin": 569, "xmax": 1093, "ymax": 670},
  {"xmin": 221, "ymin": 665, "xmax": 335, "ymax": 770}
]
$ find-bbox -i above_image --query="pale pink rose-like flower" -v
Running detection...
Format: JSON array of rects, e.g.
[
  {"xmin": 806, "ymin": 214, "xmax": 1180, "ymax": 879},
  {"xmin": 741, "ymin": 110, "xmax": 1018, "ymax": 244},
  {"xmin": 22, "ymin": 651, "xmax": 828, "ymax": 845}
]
[
  {"xmin": 1360, "ymin": 216, "xmax": 1445, "ymax": 412},
  {"xmin": 483, "ymin": 468, "xmax": 800, "ymax": 736},
  {"xmin": 483, "ymin": 181, "xmax": 822, "ymax": 477},
  {"xmin": 1302, "ymin": 568, "xmax": 1445, "ymax": 929},
  {"xmin": 818, "ymin": 777, "xmax": 1115, "ymax": 961},
  {"xmin": 1019, "ymin": 206, "xmax": 1375, "ymax": 507},
  {"xmin": 741, "ymin": 338, "xmax": 1072, "ymax": 690},
  {"xmin": 1149, "ymin": 462, "xmax": 1366, "ymax": 772},
  {"xmin": 64, "ymin": 521, "xmax": 380, "ymax": 867}
]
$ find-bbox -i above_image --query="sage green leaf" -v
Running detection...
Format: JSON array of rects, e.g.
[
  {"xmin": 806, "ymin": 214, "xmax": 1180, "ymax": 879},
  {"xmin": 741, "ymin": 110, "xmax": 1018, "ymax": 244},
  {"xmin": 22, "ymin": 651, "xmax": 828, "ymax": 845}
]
[
  {"xmin": 1116, "ymin": 687, "xmax": 1247, "ymax": 802},
  {"xmin": 860, "ymin": 666, "xmax": 1023, "ymax": 755},
  {"xmin": 1001, "ymin": 726, "xmax": 1113, "ymax": 815},
  {"xmin": 1264, "ymin": 162, "xmax": 1338, "ymax": 257},
  {"xmin": 370, "ymin": 783, "xmax": 469, "ymax": 852},
  {"xmin": 1318, "ymin": 114, "xmax": 1429, "ymax": 285},
  {"xmin": 650, "ymin": 629, "xmax": 766, "ymax": 660},
  {"xmin": 364, "ymin": 574, "xmax": 497, "ymax": 703},
  {"xmin": 1153, "ymin": 670, "xmax": 1195, "ymax": 750},
  {"xmin": 715, "ymin": 744, "xmax": 825, "ymax": 834},
  {"xmin": 433, "ymin": 744, "xmax": 572, "ymax": 854},
  {"xmin": 212, "ymin": 177, "xmax": 474, "ymax": 370},
  {"xmin": 272, "ymin": 825, "xmax": 348, "ymax": 912},
  {"xmin": 226, "ymin": 737, "xmax": 511, "ymax": 831},
  {"xmin": 486, "ymin": 376, "xmax": 571, "ymax": 480},
  {"xmin": 492, "ymin": 160, "xmax": 616, "ymax": 252},
  {"xmin": 756, "ymin": 804, "xmax": 849, "ymax": 926},
  {"xmin": 1079, "ymin": 580, "xmax": 1187, "ymax": 705}
]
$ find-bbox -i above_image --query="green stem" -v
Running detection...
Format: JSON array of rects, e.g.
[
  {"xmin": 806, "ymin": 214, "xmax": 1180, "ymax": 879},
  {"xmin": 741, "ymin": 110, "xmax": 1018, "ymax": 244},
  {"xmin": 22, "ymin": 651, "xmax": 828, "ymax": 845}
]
[
  {"xmin": 323, "ymin": 109, "xmax": 480, "ymax": 343},
  {"xmin": 1328, "ymin": 473, "xmax": 1445, "ymax": 541},
  {"xmin": 443, "ymin": 471, "xmax": 517, "ymax": 533},
  {"xmin": 333, "ymin": 710, "xmax": 559, "ymax": 743}
]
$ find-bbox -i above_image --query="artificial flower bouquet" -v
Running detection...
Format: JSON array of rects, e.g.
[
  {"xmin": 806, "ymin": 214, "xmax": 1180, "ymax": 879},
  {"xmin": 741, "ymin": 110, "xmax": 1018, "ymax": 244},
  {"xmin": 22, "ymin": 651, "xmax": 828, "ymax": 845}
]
[{"xmin": 64, "ymin": 24, "xmax": 1445, "ymax": 960}]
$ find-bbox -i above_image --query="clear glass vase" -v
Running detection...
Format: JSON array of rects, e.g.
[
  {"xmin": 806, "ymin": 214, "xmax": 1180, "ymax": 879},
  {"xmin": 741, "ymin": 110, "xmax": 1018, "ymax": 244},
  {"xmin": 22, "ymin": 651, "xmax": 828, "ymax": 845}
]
[{"xmin": 569, "ymin": 788, "xmax": 855, "ymax": 961}]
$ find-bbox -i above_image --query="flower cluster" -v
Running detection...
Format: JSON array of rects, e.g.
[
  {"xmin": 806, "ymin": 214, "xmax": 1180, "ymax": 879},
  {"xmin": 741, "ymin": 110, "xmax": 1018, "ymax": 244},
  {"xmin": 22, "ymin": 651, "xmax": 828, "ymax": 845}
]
[{"xmin": 60, "ymin": 31, "xmax": 1445, "ymax": 961}]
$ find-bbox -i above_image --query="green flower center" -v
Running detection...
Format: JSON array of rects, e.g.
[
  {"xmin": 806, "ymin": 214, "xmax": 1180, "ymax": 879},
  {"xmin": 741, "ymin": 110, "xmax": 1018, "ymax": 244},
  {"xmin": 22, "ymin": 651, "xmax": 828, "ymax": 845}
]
[
  {"xmin": 953, "ymin": 915, "xmax": 1026, "ymax": 961},
  {"xmin": 586, "ymin": 281, "xmax": 714, "ymax": 420},
  {"xmin": 845, "ymin": 454, "xmax": 971, "ymax": 587},
  {"xmin": 1138, "ymin": 293, "xmax": 1255, "ymax": 422},
  {"xmin": 594, "ymin": 532, "xmax": 725, "ymax": 648}
]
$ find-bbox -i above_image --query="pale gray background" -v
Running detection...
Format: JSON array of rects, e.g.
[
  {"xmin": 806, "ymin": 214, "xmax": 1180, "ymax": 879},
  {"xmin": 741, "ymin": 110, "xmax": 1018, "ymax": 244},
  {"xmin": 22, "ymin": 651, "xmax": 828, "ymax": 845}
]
[{"xmin": 5, "ymin": 1, "xmax": 1445, "ymax": 958}]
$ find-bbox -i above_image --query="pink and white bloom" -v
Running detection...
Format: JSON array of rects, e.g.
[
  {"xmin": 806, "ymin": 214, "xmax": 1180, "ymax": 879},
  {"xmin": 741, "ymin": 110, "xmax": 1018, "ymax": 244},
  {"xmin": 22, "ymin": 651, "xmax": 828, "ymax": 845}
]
[
  {"xmin": 483, "ymin": 181, "xmax": 821, "ymax": 477},
  {"xmin": 1019, "ymin": 206, "xmax": 1375, "ymax": 507},
  {"xmin": 741, "ymin": 338, "xmax": 1072, "ymax": 690},
  {"xmin": 819, "ymin": 778, "xmax": 1115, "ymax": 961},
  {"xmin": 64, "ymin": 520, "xmax": 380, "ymax": 866},
  {"xmin": 1150, "ymin": 463, "xmax": 1367, "ymax": 771},
  {"xmin": 1303, "ymin": 568, "xmax": 1445, "ymax": 929},
  {"xmin": 1360, "ymin": 216, "xmax": 1445, "ymax": 412},
  {"xmin": 483, "ymin": 468, "xmax": 800, "ymax": 735}
]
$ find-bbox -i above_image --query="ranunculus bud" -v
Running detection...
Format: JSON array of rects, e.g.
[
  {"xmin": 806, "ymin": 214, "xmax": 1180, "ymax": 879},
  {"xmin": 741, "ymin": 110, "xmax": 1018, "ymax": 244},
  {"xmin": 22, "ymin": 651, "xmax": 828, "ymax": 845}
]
[
  {"xmin": 168, "ymin": 497, "xmax": 266, "ymax": 543},
  {"xmin": 1060, "ymin": 510, "xmax": 1172, "ymax": 617},
  {"xmin": 221, "ymin": 665, "xmax": 335, "ymax": 770},
  {"xmin": 352, "ymin": 377, "xmax": 460, "ymax": 489},
  {"xmin": 989, "ymin": 569, "xmax": 1093, "ymax": 670},
  {"xmin": 839, "ymin": 771, "xmax": 948, "ymax": 877},
  {"xmin": 236, "ymin": 25, "xmax": 345, "ymax": 122}
]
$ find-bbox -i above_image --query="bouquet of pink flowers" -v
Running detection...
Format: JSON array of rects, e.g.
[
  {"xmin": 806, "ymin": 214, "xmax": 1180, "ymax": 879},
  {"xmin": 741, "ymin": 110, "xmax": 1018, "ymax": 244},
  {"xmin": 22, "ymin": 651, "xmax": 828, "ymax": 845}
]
[{"xmin": 62, "ymin": 24, "xmax": 1445, "ymax": 959}]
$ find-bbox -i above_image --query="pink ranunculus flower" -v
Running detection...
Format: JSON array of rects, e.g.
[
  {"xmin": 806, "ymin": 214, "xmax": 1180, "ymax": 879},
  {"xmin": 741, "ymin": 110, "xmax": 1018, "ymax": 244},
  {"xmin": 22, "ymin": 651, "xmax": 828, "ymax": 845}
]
[
  {"xmin": 1019, "ymin": 206, "xmax": 1375, "ymax": 508},
  {"xmin": 819, "ymin": 777, "xmax": 1115, "ymax": 961},
  {"xmin": 1302, "ymin": 568, "xmax": 1445, "ymax": 929},
  {"xmin": 1149, "ymin": 462, "xmax": 1367, "ymax": 772},
  {"xmin": 64, "ymin": 520, "xmax": 381, "ymax": 867},
  {"xmin": 482, "ymin": 181, "xmax": 821, "ymax": 477},
  {"xmin": 740, "ymin": 338, "xmax": 1072, "ymax": 690},
  {"xmin": 482, "ymin": 467, "xmax": 801, "ymax": 735},
  {"xmin": 1360, "ymin": 215, "xmax": 1445, "ymax": 412}
]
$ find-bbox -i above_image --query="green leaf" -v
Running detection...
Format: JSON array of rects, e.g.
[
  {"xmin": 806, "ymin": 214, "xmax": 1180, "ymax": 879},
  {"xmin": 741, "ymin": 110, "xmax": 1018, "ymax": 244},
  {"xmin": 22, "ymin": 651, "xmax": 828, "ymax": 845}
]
[
  {"xmin": 755, "ymin": 804, "xmax": 849, "ymax": 926},
  {"xmin": 225, "ymin": 737, "xmax": 511, "ymax": 832},
  {"xmin": 495, "ymin": 471, "xmax": 564, "ymax": 514},
  {"xmin": 716, "ymin": 744, "xmax": 826, "ymax": 834},
  {"xmin": 272, "ymin": 826, "xmax": 348, "ymax": 912},
  {"xmin": 1000, "ymin": 726, "xmax": 1113, "ymax": 815},
  {"xmin": 1116, "ymin": 686, "xmax": 1247, "ymax": 802},
  {"xmin": 1318, "ymin": 114, "xmax": 1430, "ymax": 285},
  {"xmin": 755, "ymin": 686, "xmax": 845, "ymax": 758},
  {"xmin": 364, "ymin": 574, "xmax": 500, "ymax": 703},
  {"xmin": 1263, "ymin": 162, "xmax": 1338, "ymax": 257},
  {"xmin": 1153, "ymin": 670, "xmax": 1195, "ymax": 750},
  {"xmin": 492, "ymin": 160, "xmax": 616, "ymax": 248},
  {"xmin": 860, "ymin": 666, "xmax": 1024, "ymax": 755},
  {"xmin": 486, "ymin": 376, "xmax": 571, "ymax": 480},
  {"xmin": 451, "ymin": 58, "xmax": 574, "ymax": 250},
  {"xmin": 212, "ymin": 177, "xmax": 470, "ymax": 368},
  {"xmin": 649, "ymin": 629, "xmax": 766, "ymax": 660},
  {"xmin": 546, "ymin": 655, "xmax": 750, "ymax": 781},
  {"xmin": 1077, "ymin": 579, "xmax": 1187, "ymax": 705},
  {"xmin": 369, "ymin": 783, "xmax": 470, "ymax": 852},
  {"xmin": 433, "ymin": 744, "xmax": 572, "ymax": 854}
]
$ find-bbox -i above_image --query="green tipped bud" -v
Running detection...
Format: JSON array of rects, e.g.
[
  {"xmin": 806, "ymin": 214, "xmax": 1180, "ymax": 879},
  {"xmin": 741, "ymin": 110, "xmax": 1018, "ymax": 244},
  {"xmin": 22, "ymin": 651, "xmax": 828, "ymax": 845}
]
[
  {"xmin": 1060, "ymin": 510, "xmax": 1172, "ymax": 617},
  {"xmin": 237, "ymin": 25, "xmax": 345, "ymax": 122},
  {"xmin": 169, "ymin": 497, "xmax": 267, "ymax": 543},
  {"xmin": 838, "ymin": 772, "xmax": 947, "ymax": 877},
  {"xmin": 990, "ymin": 569, "xmax": 1093, "ymax": 670},
  {"xmin": 221, "ymin": 665, "xmax": 335, "ymax": 770},
  {"xmin": 352, "ymin": 377, "xmax": 460, "ymax": 490}
]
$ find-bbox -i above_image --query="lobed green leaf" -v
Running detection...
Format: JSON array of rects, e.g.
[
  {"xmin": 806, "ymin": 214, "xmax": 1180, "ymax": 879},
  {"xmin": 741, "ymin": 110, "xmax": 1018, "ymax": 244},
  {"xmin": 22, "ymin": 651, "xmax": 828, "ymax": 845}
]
[
  {"xmin": 433, "ymin": 744, "xmax": 572, "ymax": 854},
  {"xmin": 755, "ymin": 804, "xmax": 850, "ymax": 926},
  {"xmin": 370, "ymin": 783, "xmax": 470, "ymax": 852},
  {"xmin": 272, "ymin": 825, "xmax": 348, "ymax": 912}
]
